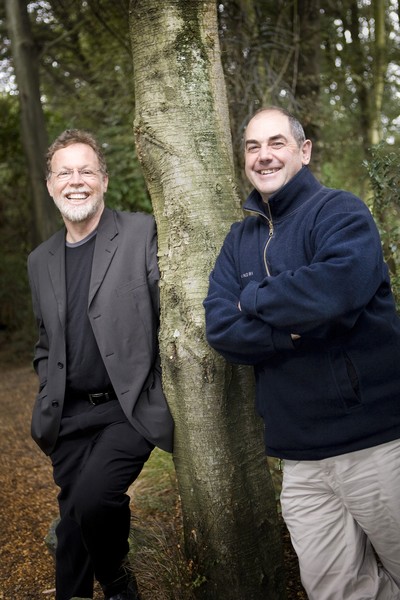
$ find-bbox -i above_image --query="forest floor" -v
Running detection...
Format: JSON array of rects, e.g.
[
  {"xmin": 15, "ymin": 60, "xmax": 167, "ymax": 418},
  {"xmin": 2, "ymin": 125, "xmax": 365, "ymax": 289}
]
[{"xmin": 0, "ymin": 362, "xmax": 306, "ymax": 600}]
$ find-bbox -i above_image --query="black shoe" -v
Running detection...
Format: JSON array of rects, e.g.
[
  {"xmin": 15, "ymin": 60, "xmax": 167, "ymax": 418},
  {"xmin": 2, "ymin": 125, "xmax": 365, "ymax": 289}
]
[{"xmin": 106, "ymin": 577, "xmax": 141, "ymax": 600}]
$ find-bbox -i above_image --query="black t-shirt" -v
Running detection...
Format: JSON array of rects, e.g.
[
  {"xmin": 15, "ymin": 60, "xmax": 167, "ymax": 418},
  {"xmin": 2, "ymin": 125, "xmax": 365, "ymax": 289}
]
[{"xmin": 65, "ymin": 232, "xmax": 112, "ymax": 394}]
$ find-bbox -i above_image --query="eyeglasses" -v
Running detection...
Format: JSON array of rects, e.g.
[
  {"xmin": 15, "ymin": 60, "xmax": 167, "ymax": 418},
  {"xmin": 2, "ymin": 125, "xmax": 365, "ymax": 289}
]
[{"xmin": 50, "ymin": 168, "xmax": 103, "ymax": 181}]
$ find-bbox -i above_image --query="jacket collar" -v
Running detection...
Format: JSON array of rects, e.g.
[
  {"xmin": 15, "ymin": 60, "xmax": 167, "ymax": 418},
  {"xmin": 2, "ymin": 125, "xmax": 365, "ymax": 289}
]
[
  {"xmin": 96, "ymin": 206, "xmax": 119, "ymax": 241},
  {"xmin": 243, "ymin": 166, "xmax": 323, "ymax": 220},
  {"xmin": 88, "ymin": 207, "xmax": 119, "ymax": 305},
  {"xmin": 47, "ymin": 206, "xmax": 118, "ymax": 251},
  {"xmin": 47, "ymin": 207, "xmax": 120, "ymax": 308}
]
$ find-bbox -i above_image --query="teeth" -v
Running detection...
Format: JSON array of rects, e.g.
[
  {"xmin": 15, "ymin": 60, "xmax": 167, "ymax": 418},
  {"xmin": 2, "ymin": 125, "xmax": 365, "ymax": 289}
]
[
  {"xmin": 260, "ymin": 169, "xmax": 277, "ymax": 175},
  {"xmin": 66, "ymin": 193, "xmax": 88, "ymax": 199}
]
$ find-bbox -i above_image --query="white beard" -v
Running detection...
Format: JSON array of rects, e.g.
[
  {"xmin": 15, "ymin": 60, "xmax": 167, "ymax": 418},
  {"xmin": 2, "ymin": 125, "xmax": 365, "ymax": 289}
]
[{"xmin": 54, "ymin": 196, "xmax": 103, "ymax": 223}]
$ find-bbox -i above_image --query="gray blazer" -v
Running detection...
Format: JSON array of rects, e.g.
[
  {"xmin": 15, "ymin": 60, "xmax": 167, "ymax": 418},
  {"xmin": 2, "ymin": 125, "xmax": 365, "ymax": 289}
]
[{"xmin": 27, "ymin": 208, "xmax": 174, "ymax": 455}]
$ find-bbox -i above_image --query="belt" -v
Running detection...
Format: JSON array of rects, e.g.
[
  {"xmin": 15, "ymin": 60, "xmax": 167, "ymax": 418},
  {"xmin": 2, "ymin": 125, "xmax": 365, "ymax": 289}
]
[{"xmin": 88, "ymin": 389, "xmax": 117, "ymax": 405}]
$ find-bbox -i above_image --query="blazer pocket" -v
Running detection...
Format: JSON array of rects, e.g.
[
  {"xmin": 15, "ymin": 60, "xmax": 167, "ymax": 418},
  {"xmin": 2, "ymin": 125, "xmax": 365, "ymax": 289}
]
[{"xmin": 115, "ymin": 276, "xmax": 146, "ymax": 296}]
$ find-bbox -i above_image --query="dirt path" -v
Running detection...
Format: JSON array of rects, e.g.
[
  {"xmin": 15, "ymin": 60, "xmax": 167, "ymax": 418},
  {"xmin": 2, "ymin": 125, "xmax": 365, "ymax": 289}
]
[
  {"xmin": 0, "ymin": 365, "xmax": 58, "ymax": 599},
  {"xmin": 0, "ymin": 363, "xmax": 305, "ymax": 600}
]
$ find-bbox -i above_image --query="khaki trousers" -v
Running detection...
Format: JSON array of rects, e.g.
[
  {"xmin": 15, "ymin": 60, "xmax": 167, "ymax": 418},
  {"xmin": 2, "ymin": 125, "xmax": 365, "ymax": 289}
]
[{"xmin": 281, "ymin": 439, "xmax": 400, "ymax": 600}]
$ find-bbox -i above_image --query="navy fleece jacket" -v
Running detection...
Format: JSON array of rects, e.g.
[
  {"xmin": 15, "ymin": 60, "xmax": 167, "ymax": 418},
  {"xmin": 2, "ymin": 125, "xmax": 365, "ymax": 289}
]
[{"xmin": 204, "ymin": 167, "xmax": 400, "ymax": 460}]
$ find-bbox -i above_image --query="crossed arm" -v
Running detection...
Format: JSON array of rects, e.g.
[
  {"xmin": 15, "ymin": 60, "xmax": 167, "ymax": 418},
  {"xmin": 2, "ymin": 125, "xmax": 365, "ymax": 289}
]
[{"xmin": 204, "ymin": 204, "xmax": 384, "ymax": 365}]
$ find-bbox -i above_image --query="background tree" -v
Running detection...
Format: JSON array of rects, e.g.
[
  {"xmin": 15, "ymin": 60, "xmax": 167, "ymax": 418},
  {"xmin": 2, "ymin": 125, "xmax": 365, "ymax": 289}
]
[
  {"xmin": 218, "ymin": 0, "xmax": 323, "ymax": 196},
  {"xmin": 293, "ymin": 0, "xmax": 322, "ymax": 173},
  {"xmin": 1, "ymin": 1, "xmax": 399, "ymax": 594},
  {"xmin": 320, "ymin": 0, "xmax": 400, "ymax": 193},
  {"xmin": 130, "ymin": 1, "xmax": 286, "ymax": 598},
  {"xmin": 31, "ymin": 0, "xmax": 149, "ymax": 212},
  {"xmin": 0, "ymin": 0, "xmax": 146, "ymax": 349},
  {"xmin": 0, "ymin": 94, "xmax": 34, "ymax": 339},
  {"xmin": 5, "ymin": 0, "xmax": 58, "ymax": 245},
  {"xmin": 218, "ymin": 0, "xmax": 296, "ymax": 197}
]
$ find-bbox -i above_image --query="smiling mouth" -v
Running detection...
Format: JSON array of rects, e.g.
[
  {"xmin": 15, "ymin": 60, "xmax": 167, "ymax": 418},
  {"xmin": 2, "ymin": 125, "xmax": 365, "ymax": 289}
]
[
  {"xmin": 258, "ymin": 168, "xmax": 280, "ymax": 175},
  {"xmin": 65, "ymin": 192, "xmax": 89, "ymax": 200}
]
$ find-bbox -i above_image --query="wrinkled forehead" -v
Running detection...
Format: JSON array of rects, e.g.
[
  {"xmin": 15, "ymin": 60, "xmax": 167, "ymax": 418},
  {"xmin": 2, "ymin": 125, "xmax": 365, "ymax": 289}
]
[
  {"xmin": 51, "ymin": 143, "xmax": 100, "ymax": 167},
  {"xmin": 245, "ymin": 111, "xmax": 292, "ymax": 142}
]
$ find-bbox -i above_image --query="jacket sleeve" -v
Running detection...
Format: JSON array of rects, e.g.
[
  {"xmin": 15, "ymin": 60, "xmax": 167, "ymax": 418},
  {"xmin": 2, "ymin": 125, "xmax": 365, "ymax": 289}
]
[
  {"xmin": 145, "ymin": 216, "xmax": 161, "ymax": 320},
  {"xmin": 239, "ymin": 194, "xmax": 386, "ymax": 335},
  {"xmin": 204, "ymin": 226, "xmax": 294, "ymax": 364}
]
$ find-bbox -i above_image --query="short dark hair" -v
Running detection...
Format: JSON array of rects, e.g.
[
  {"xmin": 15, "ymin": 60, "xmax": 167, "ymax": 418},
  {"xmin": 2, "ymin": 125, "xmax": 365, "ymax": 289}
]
[
  {"xmin": 248, "ymin": 106, "xmax": 306, "ymax": 147},
  {"xmin": 46, "ymin": 129, "xmax": 107, "ymax": 179}
]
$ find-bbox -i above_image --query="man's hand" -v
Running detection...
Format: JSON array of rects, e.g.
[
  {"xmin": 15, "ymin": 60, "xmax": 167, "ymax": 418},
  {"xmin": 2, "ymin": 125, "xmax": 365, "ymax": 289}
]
[{"xmin": 239, "ymin": 301, "xmax": 300, "ymax": 341}]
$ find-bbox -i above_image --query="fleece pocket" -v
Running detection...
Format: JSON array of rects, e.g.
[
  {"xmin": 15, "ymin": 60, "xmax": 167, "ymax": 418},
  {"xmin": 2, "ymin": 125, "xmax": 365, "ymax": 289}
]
[{"xmin": 329, "ymin": 348, "xmax": 361, "ymax": 410}]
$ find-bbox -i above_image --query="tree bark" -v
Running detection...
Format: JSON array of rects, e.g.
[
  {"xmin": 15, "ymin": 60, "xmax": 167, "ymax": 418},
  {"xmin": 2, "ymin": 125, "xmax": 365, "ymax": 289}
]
[
  {"xmin": 294, "ymin": 0, "xmax": 322, "ymax": 174},
  {"xmin": 5, "ymin": 0, "xmax": 58, "ymax": 245},
  {"xmin": 129, "ymin": 1, "xmax": 286, "ymax": 598},
  {"xmin": 347, "ymin": 0, "xmax": 369, "ymax": 157},
  {"xmin": 371, "ymin": 0, "xmax": 386, "ymax": 145}
]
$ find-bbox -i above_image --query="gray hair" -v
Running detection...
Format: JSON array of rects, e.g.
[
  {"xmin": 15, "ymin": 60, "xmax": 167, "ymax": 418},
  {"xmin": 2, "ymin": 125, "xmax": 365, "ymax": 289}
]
[
  {"xmin": 248, "ymin": 106, "xmax": 306, "ymax": 147},
  {"xmin": 46, "ymin": 129, "xmax": 107, "ymax": 179}
]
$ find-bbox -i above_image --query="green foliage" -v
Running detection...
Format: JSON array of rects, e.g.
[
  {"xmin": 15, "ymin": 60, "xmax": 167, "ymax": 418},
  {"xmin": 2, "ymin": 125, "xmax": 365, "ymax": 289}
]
[
  {"xmin": 129, "ymin": 449, "xmax": 203, "ymax": 599},
  {"xmin": 318, "ymin": 105, "xmax": 368, "ymax": 198},
  {"xmin": 0, "ymin": 95, "xmax": 35, "ymax": 354},
  {"xmin": 0, "ymin": 255, "xmax": 30, "ymax": 331},
  {"xmin": 132, "ymin": 449, "xmax": 177, "ymax": 516},
  {"xmin": 1, "ymin": 1, "xmax": 151, "ymax": 361},
  {"xmin": 100, "ymin": 124, "xmax": 152, "ymax": 213},
  {"xmin": 1, "ymin": 1, "xmax": 400, "ymax": 362},
  {"xmin": 364, "ymin": 143, "xmax": 400, "ymax": 308},
  {"xmin": 31, "ymin": 0, "xmax": 150, "ymax": 213},
  {"xmin": 219, "ymin": 1, "xmax": 400, "ymax": 198}
]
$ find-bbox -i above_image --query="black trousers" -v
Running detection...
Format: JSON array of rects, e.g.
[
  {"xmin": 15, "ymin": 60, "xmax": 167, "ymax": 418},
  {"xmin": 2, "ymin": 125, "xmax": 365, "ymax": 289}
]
[{"xmin": 50, "ymin": 397, "xmax": 153, "ymax": 600}]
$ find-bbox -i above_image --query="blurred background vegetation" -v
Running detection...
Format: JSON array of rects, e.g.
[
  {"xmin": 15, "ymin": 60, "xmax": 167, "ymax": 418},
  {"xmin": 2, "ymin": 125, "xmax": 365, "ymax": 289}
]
[{"xmin": 0, "ymin": 0, "xmax": 399, "ymax": 364}]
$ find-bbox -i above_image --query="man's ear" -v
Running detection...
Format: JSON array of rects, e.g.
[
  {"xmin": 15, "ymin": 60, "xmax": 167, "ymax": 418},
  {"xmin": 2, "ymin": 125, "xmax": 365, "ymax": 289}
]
[
  {"xmin": 301, "ymin": 139, "xmax": 312, "ymax": 165},
  {"xmin": 46, "ymin": 178, "xmax": 53, "ymax": 198},
  {"xmin": 102, "ymin": 174, "xmax": 109, "ymax": 193}
]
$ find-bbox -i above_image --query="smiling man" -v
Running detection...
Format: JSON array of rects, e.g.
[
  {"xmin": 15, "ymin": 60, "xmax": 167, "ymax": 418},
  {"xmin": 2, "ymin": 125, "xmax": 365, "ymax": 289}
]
[
  {"xmin": 204, "ymin": 107, "xmax": 400, "ymax": 599},
  {"xmin": 27, "ymin": 129, "xmax": 174, "ymax": 600},
  {"xmin": 47, "ymin": 141, "xmax": 107, "ymax": 229},
  {"xmin": 244, "ymin": 108, "xmax": 311, "ymax": 199}
]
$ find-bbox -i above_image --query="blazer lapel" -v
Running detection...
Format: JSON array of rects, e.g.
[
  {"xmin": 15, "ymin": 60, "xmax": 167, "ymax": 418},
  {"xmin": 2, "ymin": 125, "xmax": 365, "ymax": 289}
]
[
  {"xmin": 88, "ymin": 208, "xmax": 118, "ymax": 306},
  {"xmin": 47, "ymin": 229, "xmax": 67, "ymax": 330}
]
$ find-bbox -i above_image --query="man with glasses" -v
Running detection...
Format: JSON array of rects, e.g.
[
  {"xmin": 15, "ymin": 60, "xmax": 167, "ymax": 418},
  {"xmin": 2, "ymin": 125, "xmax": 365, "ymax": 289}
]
[{"xmin": 28, "ymin": 129, "xmax": 174, "ymax": 600}]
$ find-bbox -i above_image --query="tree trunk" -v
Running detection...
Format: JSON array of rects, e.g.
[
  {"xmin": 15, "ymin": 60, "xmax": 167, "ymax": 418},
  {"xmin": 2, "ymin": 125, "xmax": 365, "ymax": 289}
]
[
  {"xmin": 370, "ymin": 0, "xmax": 386, "ymax": 145},
  {"xmin": 5, "ymin": 0, "xmax": 58, "ymax": 245},
  {"xmin": 294, "ymin": 0, "xmax": 322, "ymax": 174},
  {"xmin": 348, "ymin": 0, "xmax": 370, "ymax": 157},
  {"xmin": 129, "ymin": 1, "xmax": 286, "ymax": 599}
]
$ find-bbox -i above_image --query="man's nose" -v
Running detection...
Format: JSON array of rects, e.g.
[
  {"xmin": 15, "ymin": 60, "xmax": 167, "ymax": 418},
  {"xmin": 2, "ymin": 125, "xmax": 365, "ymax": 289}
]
[
  {"xmin": 69, "ymin": 169, "xmax": 85, "ymax": 184},
  {"xmin": 258, "ymin": 144, "xmax": 272, "ymax": 161}
]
